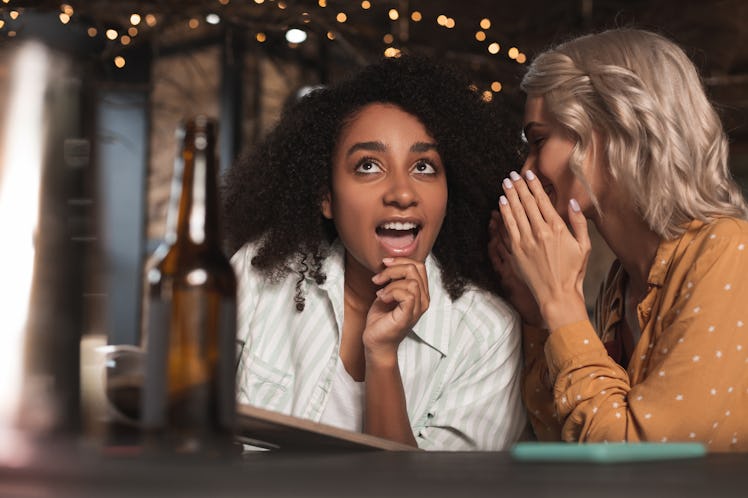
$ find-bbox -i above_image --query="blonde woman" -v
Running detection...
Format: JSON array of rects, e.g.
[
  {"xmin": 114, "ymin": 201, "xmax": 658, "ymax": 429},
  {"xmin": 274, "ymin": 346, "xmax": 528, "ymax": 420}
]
[{"xmin": 490, "ymin": 28, "xmax": 748, "ymax": 451}]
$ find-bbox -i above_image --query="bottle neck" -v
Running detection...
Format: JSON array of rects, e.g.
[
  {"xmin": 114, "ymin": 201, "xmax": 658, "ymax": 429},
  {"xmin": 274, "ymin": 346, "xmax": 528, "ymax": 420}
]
[{"xmin": 164, "ymin": 118, "xmax": 220, "ymax": 248}]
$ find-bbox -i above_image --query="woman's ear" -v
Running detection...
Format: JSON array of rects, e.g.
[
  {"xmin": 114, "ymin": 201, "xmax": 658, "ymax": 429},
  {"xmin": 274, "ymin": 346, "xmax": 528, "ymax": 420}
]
[{"xmin": 321, "ymin": 191, "xmax": 333, "ymax": 219}]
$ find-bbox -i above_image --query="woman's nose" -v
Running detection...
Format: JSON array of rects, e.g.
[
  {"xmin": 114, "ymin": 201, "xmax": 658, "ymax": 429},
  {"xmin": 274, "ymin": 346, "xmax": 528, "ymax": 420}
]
[{"xmin": 383, "ymin": 174, "xmax": 417, "ymax": 208}]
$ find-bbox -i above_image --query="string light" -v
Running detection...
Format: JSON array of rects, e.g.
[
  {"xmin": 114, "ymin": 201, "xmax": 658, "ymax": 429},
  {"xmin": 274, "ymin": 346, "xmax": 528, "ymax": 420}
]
[
  {"xmin": 9, "ymin": 11, "xmax": 19, "ymax": 20},
  {"xmin": 384, "ymin": 47, "xmax": 401, "ymax": 58},
  {"xmin": 114, "ymin": 56, "xmax": 126, "ymax": 68},
  {"xmin": 482, "ymin": 91, "xmax": 493, "ymax": 102},
  {"xmin": 0, "ymin": 20, "xmax": 5, "ymax": 29},
  {"xmin": 22, "ymin": 3, "xmax": 529, "ymax": 89}
]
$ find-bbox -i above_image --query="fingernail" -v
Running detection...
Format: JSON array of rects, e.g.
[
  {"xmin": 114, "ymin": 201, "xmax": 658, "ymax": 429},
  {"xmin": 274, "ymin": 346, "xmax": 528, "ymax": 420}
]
[
  {"xmin": 502, "ymin": 178, "xmax": 513, "ymax": 189},
  {"xmin": 509, "ymin": 171, "xmax": 521, "ymax": 181},
  {"xmin": 525, "ymin": 170, "xmax": 536, "ymax": 181},
  {"xmin": 499, "ymin": 195, "xmax": 508, "ymax": 206},
  {"xmin": 382, "ymin": 257, "xmax": 394, "ymax": 264},
  {"xmin": 570, "ymin": 198, "xmax": 581, "ymax": 212}
]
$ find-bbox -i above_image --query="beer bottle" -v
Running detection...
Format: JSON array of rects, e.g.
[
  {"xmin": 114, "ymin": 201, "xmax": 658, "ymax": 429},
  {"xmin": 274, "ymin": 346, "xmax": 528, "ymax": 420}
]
[{"xmin": 140, "ymin": 116, "xmax": 237, "ymax": 455}]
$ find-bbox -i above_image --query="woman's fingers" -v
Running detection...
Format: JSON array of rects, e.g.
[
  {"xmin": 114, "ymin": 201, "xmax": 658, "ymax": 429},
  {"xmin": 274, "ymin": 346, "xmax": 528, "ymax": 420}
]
[
  {"xmin": 372, "ymin": 258, "xmax": 429, "ymax": 310},
  {"xmin": 568, "ymin": 198, "xmax": 591, "ymax": 295},
  {"xmin": 501, "ymin": 175, "xmax": 534, "ymax": 240},
  {"xmin": 376, "ymin": 280, "xmax": 422, "ymax": 325},
  {"xmin": 523, "ymin": 170, "xmax": 564, "ymax": 226},
  {"xmin": 506, "ymin": 170, "xmax": 548, "ymax": 233},
  {"xmin": 567, "ymin": 198, "xmax": 591, "ymax": 251}
]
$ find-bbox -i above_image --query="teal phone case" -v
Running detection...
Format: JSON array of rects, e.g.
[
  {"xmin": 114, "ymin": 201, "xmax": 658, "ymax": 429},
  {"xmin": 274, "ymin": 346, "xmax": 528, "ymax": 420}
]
[{"xmin": 511, "ymin": 442, "xmax": 706, "ymax": 463}]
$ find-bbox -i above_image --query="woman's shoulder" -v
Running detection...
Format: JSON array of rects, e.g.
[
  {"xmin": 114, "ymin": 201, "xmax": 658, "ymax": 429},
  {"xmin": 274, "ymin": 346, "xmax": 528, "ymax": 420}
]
[
  {"xmin": 698, "ymin": 216, "xmax": 748, "ymax": 238},
  {"xmin": 685, "ymin": 217, "xmax": 748, "ymax": 256},
  {"xmin": 447, "ymin": 285, "xmax": 520, "ymax": 343}
]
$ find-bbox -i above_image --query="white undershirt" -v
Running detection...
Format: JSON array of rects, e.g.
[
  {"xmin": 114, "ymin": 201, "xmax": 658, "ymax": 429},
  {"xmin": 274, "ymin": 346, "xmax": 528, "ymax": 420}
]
[{"xmin": 319, "ymin": 359, "xmax": 365, "ymax": 432}]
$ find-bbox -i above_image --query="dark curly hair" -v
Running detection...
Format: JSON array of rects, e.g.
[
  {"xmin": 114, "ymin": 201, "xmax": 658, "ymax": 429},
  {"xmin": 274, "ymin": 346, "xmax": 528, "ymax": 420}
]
[{"xmin": 223, "ymin": 55, "xmax": 519, "ymax": 309}]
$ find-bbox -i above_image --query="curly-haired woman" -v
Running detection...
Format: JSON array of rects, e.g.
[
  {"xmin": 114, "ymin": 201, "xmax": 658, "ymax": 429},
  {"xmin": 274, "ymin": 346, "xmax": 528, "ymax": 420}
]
[
  {"xmin": 491, "ymin": 28, "xmax": 748, "ymax": 450},
  {"xmin": 223, "ymin": 55, "xmax": 527, "ymax": 450}
]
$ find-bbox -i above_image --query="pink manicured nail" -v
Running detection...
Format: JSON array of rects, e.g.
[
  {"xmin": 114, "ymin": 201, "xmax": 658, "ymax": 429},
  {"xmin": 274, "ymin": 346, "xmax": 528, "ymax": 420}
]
[
  {"xmin": 382, "ymin": 257, "xmax": 394, "ymax": 264},
  {"xmin": 502, "ymin": 178, "xmax": 513, "ymax": 189},
  {"xmin": 570, "ymin": 198, "xmax": 581, "ymax": 212},
  {"xmin": 525, "ymin": 170, "xmax": 536, "ymax": 181},
  {"xmin": 499, "ymin": 195, "xmax": 508, "ymax": 206},
  {"xmin": 509, "ymin": 171, "xmax": 521, "ymax": 181}
]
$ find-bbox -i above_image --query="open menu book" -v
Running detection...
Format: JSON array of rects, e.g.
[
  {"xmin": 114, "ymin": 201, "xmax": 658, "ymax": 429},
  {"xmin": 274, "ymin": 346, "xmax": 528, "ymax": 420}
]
[{"xmin": 236, "ymin": 403, "xmax": 418, "ymax": 451}]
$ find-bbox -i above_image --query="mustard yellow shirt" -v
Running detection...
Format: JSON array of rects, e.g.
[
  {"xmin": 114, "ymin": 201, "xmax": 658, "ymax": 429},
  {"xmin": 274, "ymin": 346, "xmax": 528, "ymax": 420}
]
[{"xmin": 523, "ymin": 218, "xmax": 748, "ymax": 451}]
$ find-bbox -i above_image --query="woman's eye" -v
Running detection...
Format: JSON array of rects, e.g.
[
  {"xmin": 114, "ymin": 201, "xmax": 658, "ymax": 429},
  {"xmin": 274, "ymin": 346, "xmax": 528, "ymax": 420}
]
[
  {"xmin": 355, "ymin": 159, "xmax": 382, "ymax": 174},
  {"xmin": 413, "ymin": 160, "xmax": 437, "ymax": 175}
]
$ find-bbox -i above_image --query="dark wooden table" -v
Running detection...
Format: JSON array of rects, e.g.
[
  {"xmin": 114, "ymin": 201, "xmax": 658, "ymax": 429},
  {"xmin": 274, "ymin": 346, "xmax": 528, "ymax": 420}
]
[{"xmin": 2, "ymin": 438, "xmax": 747, "ymax": 498}]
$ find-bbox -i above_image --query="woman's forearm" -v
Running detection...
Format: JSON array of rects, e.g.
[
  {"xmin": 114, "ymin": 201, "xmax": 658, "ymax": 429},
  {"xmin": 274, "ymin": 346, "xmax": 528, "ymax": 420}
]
[{"xmin": 363, "ymin": 350, "xmax": 418, "ymax": 447}]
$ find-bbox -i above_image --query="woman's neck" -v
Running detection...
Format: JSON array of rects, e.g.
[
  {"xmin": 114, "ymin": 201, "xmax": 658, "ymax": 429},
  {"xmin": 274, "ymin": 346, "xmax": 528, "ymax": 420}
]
[
  {"xmin": 343, "ymin": 252, "xmax": 378, "ymax": 313},
  {"xmin": 592, "ymin": 208, "xmax": 661, "ymax": 298}
]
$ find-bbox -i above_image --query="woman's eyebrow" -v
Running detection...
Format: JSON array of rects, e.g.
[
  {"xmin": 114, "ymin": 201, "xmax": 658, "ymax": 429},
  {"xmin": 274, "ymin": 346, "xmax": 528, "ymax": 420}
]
[
  {"xmin": 346, "ymin": 141, "xmax": 386, "ymax": 156},
  {"xmin": 410, "ymin": 141, "xmax": 438, "ymax": 153}
]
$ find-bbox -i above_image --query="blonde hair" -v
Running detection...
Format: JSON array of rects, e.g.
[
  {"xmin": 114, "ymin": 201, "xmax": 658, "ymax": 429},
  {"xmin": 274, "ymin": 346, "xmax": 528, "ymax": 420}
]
[{"xmin": 521, "ymin": 28, "xmax": 748, "ymax": 239}]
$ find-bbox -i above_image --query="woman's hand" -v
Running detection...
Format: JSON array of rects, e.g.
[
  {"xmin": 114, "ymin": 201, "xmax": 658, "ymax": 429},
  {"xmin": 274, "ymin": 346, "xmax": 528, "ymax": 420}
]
[
  {"xmin": 364, "ymin": 257, "xmax": 429, "ymax": 361},
  {"xmin": 498, "ymin": 170, "xmax": 590, "ymax": 331},
  {"xmin": 363, "ymin": 257, "xmax": 426, "ymax": 447},
  {"xmin": 489, "ymin": 210, "xmax": 545, "ymax": 328}
]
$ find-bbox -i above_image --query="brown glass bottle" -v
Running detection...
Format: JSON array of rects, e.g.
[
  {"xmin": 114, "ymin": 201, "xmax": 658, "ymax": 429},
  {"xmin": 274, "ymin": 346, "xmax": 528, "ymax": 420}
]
[{"xmin": 140, "ymin": 116, "xmax": 237, "ymax": 455}]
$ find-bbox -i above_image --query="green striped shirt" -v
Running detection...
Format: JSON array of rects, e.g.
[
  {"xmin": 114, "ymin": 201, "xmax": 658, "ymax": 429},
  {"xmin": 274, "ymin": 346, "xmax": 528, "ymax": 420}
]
[{"xmin": 233, "ymin": 240, "xmax": 526, "ymax": 450}]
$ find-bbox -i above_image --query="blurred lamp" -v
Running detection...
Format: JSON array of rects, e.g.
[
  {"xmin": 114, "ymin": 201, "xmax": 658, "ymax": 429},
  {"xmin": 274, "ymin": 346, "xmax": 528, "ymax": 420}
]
[{"xmin": 285, "ymin": 28, "xmax": 307, "ymax": 44}]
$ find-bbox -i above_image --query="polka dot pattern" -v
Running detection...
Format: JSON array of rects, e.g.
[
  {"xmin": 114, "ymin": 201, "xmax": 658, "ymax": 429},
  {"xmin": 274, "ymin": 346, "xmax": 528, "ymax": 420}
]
[{"xmin": 523, "ymin": 219, "xmax": 748, "ymax": 451}]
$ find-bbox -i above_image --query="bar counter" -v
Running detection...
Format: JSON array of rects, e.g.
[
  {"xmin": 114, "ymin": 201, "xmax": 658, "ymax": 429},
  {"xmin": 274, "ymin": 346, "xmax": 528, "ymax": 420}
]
[{"xmin": 2, "ymin": 439, "xmax": 747, "ymax": 498}]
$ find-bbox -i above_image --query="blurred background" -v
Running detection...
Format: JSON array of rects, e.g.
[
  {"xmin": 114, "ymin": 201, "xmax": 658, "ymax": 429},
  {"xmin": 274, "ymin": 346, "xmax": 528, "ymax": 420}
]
[{"xmin": 0, "ymin": 0, "xmax": 746, "ymax": 350}]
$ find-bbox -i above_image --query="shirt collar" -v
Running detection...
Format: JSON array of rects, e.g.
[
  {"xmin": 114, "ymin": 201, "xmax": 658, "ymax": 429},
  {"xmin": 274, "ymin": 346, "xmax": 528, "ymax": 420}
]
[
  {"xmin": 647, "ymin": 219, "xmax": 705, "ymax": 286},
  {"xmin": 317, "ymin": 240, "xmax": 451, "ymax": 358}
]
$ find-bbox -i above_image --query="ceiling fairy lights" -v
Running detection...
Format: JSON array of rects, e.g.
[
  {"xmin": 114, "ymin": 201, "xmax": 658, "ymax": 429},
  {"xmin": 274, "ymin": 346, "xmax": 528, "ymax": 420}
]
[{"xmin": 0, "ymin": 1, "xmax": 528, "ymax": 94}]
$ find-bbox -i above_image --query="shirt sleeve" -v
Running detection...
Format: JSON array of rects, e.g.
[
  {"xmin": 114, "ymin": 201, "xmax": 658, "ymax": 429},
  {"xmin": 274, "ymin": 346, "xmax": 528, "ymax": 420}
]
[
  {"xmin": 521, "ymin": 323, "xmax": 562, "ymax": 440},
  {"xmin": 416, "ymin": 302, "xmax": 528, "ymax": 451},
  {"xmin": 231, "ymin": 243, "xmax": 262, "ymax": 403},
  {"xmin": 546, "ymin": 230, "xmax": 748, "ymax": 445}
]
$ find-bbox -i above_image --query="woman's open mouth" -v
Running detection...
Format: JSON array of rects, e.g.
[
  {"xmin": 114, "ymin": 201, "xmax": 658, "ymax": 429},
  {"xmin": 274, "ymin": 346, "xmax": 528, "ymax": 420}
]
[{"xmin": 376, "ymin": 221, "xmax": 421, "ymax": 256}]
